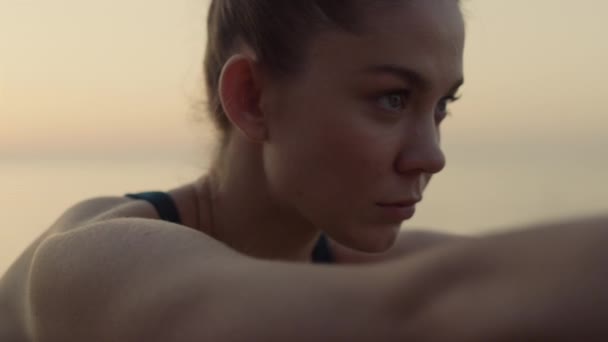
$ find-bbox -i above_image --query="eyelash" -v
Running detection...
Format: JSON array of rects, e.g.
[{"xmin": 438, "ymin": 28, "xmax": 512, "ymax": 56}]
[
  {"xmin": 377, "ymin": 90, "xmax": 461, "ymax": 121},
  {"xmin": 438, "ymin": 94, "xmax": 461, "ymax": 115}
]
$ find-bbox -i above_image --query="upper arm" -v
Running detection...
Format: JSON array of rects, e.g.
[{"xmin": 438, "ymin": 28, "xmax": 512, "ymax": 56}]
[
  {"xmin": 26, "ymin": 218, "xmax": 405, "ymax": 342},
  {"xmin": 27, "ymin": 218, "xmax": 236, "ymax": 341},
  {"xmin": 331, "ymin": 229, "xmax": 475, "ymax": 264}
]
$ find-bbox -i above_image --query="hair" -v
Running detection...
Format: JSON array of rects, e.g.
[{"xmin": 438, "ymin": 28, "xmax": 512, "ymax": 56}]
[
  {"xmin": 203, "ymin": 0, "xmax": 391, "ymax": 138},
  {"xmin": 202, "ymin": 0, "xmax": 460, "ymax": 141}
]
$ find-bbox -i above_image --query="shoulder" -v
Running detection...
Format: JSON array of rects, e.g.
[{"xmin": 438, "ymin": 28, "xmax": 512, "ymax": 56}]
[
  {"xmin": 1, "ymin": 196, "xmax": 139, "ymax": 285},
  {"xmin": 331, "ymin": 229, "xmax": 475, "ymax": 264},
  {"xmin": 0, "ymin": 196, "xmax": 138, "ymax": 339},
  {"xmin": 51, "ymin": 196, "xmax": 160, "ymax": 234}
]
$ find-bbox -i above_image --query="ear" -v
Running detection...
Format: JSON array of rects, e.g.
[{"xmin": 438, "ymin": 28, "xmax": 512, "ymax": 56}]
[{"xmin": 218, "ymin": 54, "xmax": 267, "ymax": 142}]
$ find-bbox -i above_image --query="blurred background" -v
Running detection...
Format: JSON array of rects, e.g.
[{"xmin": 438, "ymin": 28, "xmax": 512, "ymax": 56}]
[{"xmin": 1, "ymin": 0, "xmax": 607, "ymax": 275}]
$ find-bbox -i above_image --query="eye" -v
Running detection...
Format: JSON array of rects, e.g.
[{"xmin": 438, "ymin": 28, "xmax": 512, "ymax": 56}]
[
  {"xmin": 377, "ymin": 91, "xmax": 411, "ymax": 112},
  {"xmin": 435, "ymin": 94, "xmax": 461, "ymax": 123}
]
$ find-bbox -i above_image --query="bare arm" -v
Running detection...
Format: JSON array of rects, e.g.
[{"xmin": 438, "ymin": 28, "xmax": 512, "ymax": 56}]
[
  {"xmin": 26, "ymin": 214, "xmax": 608, "ymax": 341},
  {"xmin": 26, "ymin": 218, "xmax": 404, "ymax": 342},
  {"xmin": 392, "ymin": 214, "xmax": 608, "ymax": 341}
]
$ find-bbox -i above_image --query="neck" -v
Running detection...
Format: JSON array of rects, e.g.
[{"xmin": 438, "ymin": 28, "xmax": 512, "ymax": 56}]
[{"xmin": 197, "ymin": 136, "xmax": 322, "ymax": 262}]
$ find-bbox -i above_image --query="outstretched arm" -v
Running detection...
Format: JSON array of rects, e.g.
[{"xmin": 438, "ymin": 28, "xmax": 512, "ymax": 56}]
[
  {"xmin": 390, "ymin": 213, "xmax": 608, "ymax": 341},
  {"xmin": 26, "ymin": 214, "xmax": 608, "ymax": 341}
]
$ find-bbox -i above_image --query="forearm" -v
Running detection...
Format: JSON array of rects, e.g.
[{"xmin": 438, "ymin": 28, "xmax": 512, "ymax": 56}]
[
  {"xmin": 393, "ymin": 214, "xmax": 608, "ymax": 341},
  {"xmin": 172, "ymin": 261, "xmax": 408, "ymax": 342}
]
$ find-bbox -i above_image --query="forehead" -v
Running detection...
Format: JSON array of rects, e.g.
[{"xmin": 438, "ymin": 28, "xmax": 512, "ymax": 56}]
[{"xmin": 305, "ymin": 0, "xmax": 464, "ymax": 87}]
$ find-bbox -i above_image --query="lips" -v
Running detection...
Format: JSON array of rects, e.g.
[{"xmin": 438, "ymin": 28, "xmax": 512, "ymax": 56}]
[
  {"xmin": 376, "ymin": 201, "xmax": 418, "ymax": 221},
  {"xmin": 377, "ymin": 199, "xmax": 421, "ymax": 207}
]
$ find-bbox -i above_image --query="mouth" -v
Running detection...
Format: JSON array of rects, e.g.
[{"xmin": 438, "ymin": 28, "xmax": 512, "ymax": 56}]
[
  {"xmin": 376, "ymin": 199, "xmax": 421, "ymax": 207},
  {"xmin": 375, "ymin": 199, "xmax": 420, "ymax": 221}
]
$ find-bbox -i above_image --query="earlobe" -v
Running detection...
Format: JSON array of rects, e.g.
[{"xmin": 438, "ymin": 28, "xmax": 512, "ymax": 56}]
[{"xmin": 219, "ymin": 54, "xmax": 268, "ymax": 142}]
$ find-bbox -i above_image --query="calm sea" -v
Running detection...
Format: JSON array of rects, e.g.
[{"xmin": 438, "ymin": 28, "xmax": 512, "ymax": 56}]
[{"xmin": 2, "ymin": 154, "xmax": 607, "ymax": 275}]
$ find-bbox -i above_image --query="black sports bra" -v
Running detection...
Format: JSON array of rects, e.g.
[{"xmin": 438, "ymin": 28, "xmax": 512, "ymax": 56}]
[{"xmin": 125, "ymin": 191, "xmax": 334, "ymax": 264}]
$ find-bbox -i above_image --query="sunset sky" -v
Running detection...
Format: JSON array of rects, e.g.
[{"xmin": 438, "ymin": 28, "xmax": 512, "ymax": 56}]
[
  {"xmin": 2, "ymin": 0, "xmax": 608, "ymax": 277},
  {"xmin": 1, "ymin": 0, "xmax": 607, "ymax": 159}
]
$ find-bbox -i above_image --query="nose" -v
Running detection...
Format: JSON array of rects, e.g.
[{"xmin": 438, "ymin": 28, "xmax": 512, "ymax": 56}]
[{"xmin": 394, "ymin": 119, "xmax": 446, "ymax": 175}]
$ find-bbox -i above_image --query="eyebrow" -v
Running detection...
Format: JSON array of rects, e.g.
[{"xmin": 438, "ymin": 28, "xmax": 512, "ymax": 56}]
[{"xmin": 362, "ymin": 64, "xmax": 464, "ymax": 94}]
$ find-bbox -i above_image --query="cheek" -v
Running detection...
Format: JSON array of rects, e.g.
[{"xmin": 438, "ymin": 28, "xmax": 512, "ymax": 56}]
[
  {"xmin": 292, "ymin": 104, "xmax": 397, "ymax": 202},
  {"xmin": 317, "ymin": 123, "xmax": 387, "ymax": 184},
  {"xmin": 263, "ymin": 88, "xmax": 401, "ymax": 222}
]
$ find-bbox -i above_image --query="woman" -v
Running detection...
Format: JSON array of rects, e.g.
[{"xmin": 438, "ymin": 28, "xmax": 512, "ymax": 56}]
[{"xmin": 2, "ymin": 0, "xmax": 608, "ymax": 340}]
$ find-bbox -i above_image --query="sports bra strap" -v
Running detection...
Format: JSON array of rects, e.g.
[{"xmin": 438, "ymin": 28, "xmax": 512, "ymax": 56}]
[
  {"xmin": 311, "ymin": 234, "xmax": 334, "ymax": 264},
  {"xmin": 125, "ymin": 191, "xmax": 334, "ymax": 263},
  {"xmin": 125, "ymin": 192, "xmax": 181, "ymax": 224}
]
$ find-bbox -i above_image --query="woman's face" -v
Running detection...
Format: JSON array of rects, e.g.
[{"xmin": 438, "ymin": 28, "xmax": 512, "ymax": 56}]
[{"xmin": 261, "ymin": 0, "xmax": 465, "ymax": 252}]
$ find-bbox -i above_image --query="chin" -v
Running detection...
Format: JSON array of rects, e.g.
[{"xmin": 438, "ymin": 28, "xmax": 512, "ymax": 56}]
[{"xmin": 334, "ymin": 222, "xmax": 401, "ymax": 253}]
